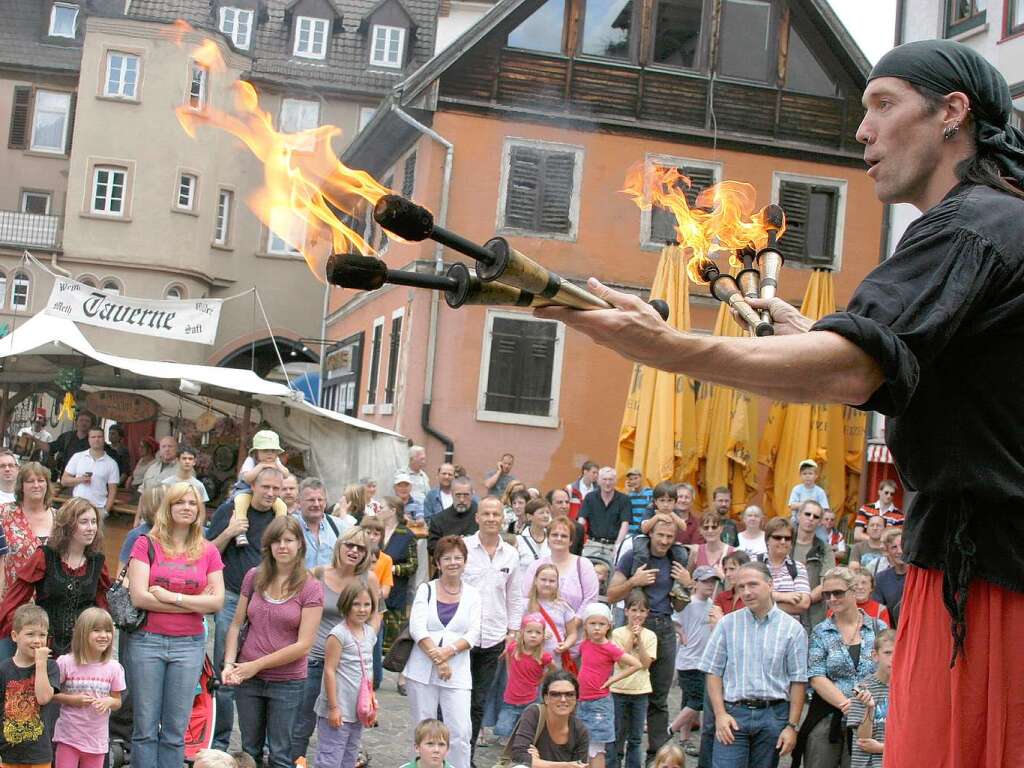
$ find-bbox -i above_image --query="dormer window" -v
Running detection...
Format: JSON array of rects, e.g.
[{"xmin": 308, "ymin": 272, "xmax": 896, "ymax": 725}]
[
  {"xmin": 294, "ymin": 16, "xmax": 329, "ymax": 59},
  {"xmin": 219, "ymin": 7, "xmax": 254, "ymax": 49},
  {"xmin": 370, "ymin": 25, "xmax": 405, "ymax": 68},
  {"xmin": 49, "ymin": 3, "xmax": 79, "ymax": 38}
]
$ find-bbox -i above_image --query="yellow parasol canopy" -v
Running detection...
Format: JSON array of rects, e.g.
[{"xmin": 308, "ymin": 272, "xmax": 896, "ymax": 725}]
[
  {"xmin": 758, "ymin": 269, "xmax": 867, "ymax": 521},
  {"xmin": 615, "ymin": 245, "xmax": 699, "ymax": 489},
  {"xmin": 695, "ymin": 297, "xmax": 758, "ymax": 517}
]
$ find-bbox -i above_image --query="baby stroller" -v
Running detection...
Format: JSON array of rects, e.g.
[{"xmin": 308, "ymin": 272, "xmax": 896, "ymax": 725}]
[{"xmin": 109, "ymin": 653, "xmax": 219, "ymax": 767}]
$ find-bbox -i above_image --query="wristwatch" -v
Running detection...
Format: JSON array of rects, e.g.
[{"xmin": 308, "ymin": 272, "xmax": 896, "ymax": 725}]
[
  {"xmin": 785, "ymin": 722, "xmax": 800, "ymax": 731},
  {"xmin": 175, "ymin": 593, "xmax": 183, "ymax": 606}
]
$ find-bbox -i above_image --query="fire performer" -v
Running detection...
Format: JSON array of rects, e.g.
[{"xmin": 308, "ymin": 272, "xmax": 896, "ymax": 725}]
[{"xmin": 539, "ymin": 40, "xmax": 1024, "ymax": 768}]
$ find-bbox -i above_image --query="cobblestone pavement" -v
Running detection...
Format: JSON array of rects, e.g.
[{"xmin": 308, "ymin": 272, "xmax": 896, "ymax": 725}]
[{"xmin": 224, "ymin": 670, "xmax": 791, "ymax": 768}]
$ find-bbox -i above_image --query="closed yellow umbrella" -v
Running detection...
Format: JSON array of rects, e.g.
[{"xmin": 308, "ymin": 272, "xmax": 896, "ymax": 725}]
[
  {"xmin": 615, "ymin": 245, "xmax": 699, "ymax": 488},
  {"xmin": 696, "ymin": 298, "xmax": 758, "ymax": 517},
  {"xmin": 758, "ymin": 270, "xmax": 864, "ymax": 520}
]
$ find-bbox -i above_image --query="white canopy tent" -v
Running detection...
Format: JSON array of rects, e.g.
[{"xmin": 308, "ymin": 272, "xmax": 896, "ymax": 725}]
[{"xmin": 0, "ymin": 312, "xmax": 408, "ymax": 497}]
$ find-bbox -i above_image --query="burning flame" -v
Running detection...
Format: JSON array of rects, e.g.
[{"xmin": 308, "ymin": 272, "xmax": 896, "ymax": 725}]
[
  {"xmin": 171, "ymin": 24, "xmax": 393, "ymax": 282},
  {"xmin": 624, "ymin": 164, "xmax": 786, "ymax": 284}
]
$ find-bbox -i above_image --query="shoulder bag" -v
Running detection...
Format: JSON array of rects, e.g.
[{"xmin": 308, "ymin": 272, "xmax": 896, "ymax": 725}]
[
  {"xmin": 536, "ymin": 602, "xmax": 577, "ymax": 675},
  {"xmin": 355, "ymin": 628, "xmax": 379, "ymax": 726},
  {"xmin": 492, "ymin": 703, "xmax": 547, "ymax": 768},
  {"xmin": 383, "ymin": 581, "xmax": 432, "ymax": 673},
  {"xmin": 107, "ymin": 535, "xmax": 155, "ymax": 633}
]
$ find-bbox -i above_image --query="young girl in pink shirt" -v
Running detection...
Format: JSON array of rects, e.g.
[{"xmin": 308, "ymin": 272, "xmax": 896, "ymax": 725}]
[
  {"xmin": 52, "ymin": 608, "xmax": 126, "ymax": 768},
  {"xmin": 576, "ymin": 603, "xmax": 641, "ymax": 768},
  {"xmin": 494, "ymin": 613, "xmax": 554, "ymax": 741}
]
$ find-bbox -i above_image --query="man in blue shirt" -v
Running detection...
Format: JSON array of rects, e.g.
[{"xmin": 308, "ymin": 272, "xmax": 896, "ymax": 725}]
[
  {"xmin": 701, "ymin": 561, "xmax": 807, "ymax": 767},
  {"xmin": 423, "ymin": 463, "xmax": 455, "ymax": 522},
  {"xmin": 293, "ymin": 477, "xmax": 340, "ymax": 569}
]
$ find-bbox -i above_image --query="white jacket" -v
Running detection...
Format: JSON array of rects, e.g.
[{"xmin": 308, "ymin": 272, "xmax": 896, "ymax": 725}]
[{"xmin": 405, "ymin": 579, "xmax": 482, "ymax": 689}]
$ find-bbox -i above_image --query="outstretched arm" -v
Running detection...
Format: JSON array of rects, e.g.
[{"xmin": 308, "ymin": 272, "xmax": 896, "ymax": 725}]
[{"xmin": 536, "ymin": 283, "xmax": 882, "ymax": 406}]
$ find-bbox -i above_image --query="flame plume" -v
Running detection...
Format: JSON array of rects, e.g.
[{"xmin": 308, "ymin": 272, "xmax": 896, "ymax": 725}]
[
  {"xmin": 172, "ymin": 25, "xmax": 392, "ymax": 282},
  {"xmin": 623, "ymin": 164, "xmax": 786, "ymax": 284}
]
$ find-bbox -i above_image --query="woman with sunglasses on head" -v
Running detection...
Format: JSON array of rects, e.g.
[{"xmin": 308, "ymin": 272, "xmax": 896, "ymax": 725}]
[
  {"xmin": 760, "ymin": 517, "xmax": 812, "ymax": 618},
  {"xmin": 684, "ymin": 511, "xmax": 735, "ymax": 580},
  {"xmin": 792, "ymin": 567, "xmax": 888, "ymax": 768},
  {"xmin": 507, "ymin": 669, "xmax": 589, "ymax": 768},
  {"xmin": 522, "ymin": 516, "xmax": 600, "ymax": 620},
  {"xmin": 290, "ymin": 526, "xmax": 381, "ymax": 764}
]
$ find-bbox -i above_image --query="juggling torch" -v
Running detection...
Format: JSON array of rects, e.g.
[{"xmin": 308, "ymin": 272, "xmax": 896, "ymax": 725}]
[
  {"xmin": 698, "ymin": 260, "xmax": 774, "ymax": 337},
  {"xmin": 373, "ymin": 194, "xmax": 670, "ymax": 321},
  {"xmin": 735, "ymin": 245, "xmax": 760, "ymax": 303},
  {"xmin": 754, "ymin": 204, "xmax": 786, "ymax": 324}
]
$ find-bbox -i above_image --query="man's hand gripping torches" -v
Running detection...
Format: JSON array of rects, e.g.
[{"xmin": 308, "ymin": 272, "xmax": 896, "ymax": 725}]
[
  {"xmin": 699, "ymin": 260, "xmax": 775, "ymax": 337},
  {"xmin": 754, "ymin": 204, "xmax": 786, "ymax": 325},
  {"xmin": 372, "ymin": 194, "xmax": 670, "ymax": 321}
]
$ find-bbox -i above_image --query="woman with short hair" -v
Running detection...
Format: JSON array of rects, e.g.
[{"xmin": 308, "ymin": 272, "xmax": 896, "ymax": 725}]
[
  {"xmin": 406, "ymin": 535, "xmax": 481, "ymax": 768},
  {"xmin": 517, "ymin": 498, "xmax": 552, "ymax": 573},
  {"xmin": 794, "ymin": 566, "xmax": 888, "ymax": 768},
  {"xmin": 507, "ymin": 669, "xmax": 589, "ymax": 767},
  {"xmin": 522, "ymin": 516, "xmax": 600, "ymax": 619},
  {"xmin": 685, "ymin": 512, "xmax": 736, "ymax": 577}
]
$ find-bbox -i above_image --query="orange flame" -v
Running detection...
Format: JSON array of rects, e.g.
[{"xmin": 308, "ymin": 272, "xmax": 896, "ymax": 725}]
[
  {"xmin": 624, "ymin": 164, "xmax": 786, "ymax": 284},
  {"xmin": 171, "ymin": 27, "xmax": 392, "ymax": 282}
]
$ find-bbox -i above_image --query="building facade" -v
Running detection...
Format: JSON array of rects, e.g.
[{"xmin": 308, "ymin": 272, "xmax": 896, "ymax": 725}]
[
  {"xmin": 323, "ymin": 0, "xmax": 888, "ymax": 490},
  {"xmin": 0, "ymin": 0, "xmax": 437, "ymax": 377}
]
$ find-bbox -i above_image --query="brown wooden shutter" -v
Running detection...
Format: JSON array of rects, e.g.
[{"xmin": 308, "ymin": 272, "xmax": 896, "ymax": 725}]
[
  {"xmin": 505, "ymin": 145, "xmax": 542, "ymax": 230},
  {"xmin": 8, "ymin": 86, "xmax": 33, "ymax": 149},
  {"xmin": 484, "ymin": 317, "xmax": 557, "ymax": 416},
  {"xmin": 538, "ymin": 151, "xmax": 575, "ymax": 234},
  {"xmin": 402, "ymin": 152, "xmax": 416, "ymax": 199},
  {"xmin": 777, "ymin": 180, "xmax": 810, "ymax": 262},
  {"xmin": 65, "ymin": 91, "xmax": 77, "ymax": 154},
  {"xmin": 651, "ymin": 165, "xmax": 716, "ymax": 244},
  {"xmin": 384, "ymin": 314, "xmax": 402, "ymax": 404}
]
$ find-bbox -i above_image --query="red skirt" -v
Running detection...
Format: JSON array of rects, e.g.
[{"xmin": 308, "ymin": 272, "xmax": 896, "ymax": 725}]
[{"xmin": 885, "ymin": 566, "xmax": 1024, "ymax": 768}]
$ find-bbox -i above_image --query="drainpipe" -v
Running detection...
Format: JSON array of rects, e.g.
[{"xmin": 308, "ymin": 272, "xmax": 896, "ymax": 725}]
[{"xmin": 391, "ymin": 105, "xmax": 455, "ymax": 462}]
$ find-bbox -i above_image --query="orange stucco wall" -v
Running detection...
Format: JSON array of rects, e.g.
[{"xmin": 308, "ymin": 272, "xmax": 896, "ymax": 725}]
[{"xmin": 328, "ymin": 110, "xmax": 884, "ymax": 494}]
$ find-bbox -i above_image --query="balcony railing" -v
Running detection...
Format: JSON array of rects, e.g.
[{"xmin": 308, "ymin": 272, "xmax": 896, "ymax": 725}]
[{"xmin": 0, "ymin": 210, "xmax": 62, "ymax": 249}]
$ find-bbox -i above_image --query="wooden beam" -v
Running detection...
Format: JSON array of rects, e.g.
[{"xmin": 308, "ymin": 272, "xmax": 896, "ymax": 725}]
[{"xmin": 236, "ymin": 404, "xmax": 252, "ymax": 475}]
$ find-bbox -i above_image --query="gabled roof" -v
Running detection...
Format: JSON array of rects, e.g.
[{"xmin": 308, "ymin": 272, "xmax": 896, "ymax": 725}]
[
  {"xmin": 127, "ymin": 0, "xmax": 438, "ymax": 98},
  {"xmin": 282, "ymin": 0, "xmax": 344, "ymax": 21},
  {"xmin": 359, "ymin": 0, "xmax": 418, "ymax": 31},
  {"xmin": 0, "ymin": 0, "xmax": 126, "ymax": 74},
  {"xmin": 394, "ymin": 0, "xmax": 873, "ymax": 105}
]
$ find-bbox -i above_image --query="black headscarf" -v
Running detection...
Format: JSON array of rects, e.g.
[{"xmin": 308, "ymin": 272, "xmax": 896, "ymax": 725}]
[{"xmin": 869, "ymin": 39, "xmax": 1024, "ymax": 187}]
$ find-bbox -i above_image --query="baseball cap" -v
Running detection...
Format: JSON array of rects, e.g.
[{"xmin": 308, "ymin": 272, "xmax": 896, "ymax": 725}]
[
  {"xmin": 34, "ymin": 407, "xmax": 47, "ymax": 419},
  {"xmin": 799, "ymin": 459, "xmax": 818, "ymax": 471},
  {"xmin": 393, "ymin": 471, "xmax": 412, "ymax": 485},
  {"xmin": 626, "ymin": 467, "xmax": 642, "ymax": 477},
  {"xmin": 693, "ymin": 566, "xmax": 719, "ymax": 582}
]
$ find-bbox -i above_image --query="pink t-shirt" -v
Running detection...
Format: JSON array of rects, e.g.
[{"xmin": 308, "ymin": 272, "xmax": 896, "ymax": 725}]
[
  {"xmin": 504, "ymin": 639, "xmax": 553, "ymax": 705},
  {"xmin": 132, "ymin": 536, "xmax": 224, "ymax": 636},
  {"xmin": 54, "ymin": 655, "xmax": 126, "ymax": 755},
  {"xmin": 238, "ymin": 567, "xmax": 324, "ymax": 681},
  {"xmin": 578, "ymin": 639, "xmax": 624, "ymax": 701}
]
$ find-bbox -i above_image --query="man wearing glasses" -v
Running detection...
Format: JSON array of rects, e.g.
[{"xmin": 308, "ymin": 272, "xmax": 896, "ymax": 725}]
[
  {"xmin": 758, "ymin": 518, "xmax": 811, "ymax": 620},
  {"xmin": 792, "ymin": 501, "xmax": 836, "ymax": 630}
]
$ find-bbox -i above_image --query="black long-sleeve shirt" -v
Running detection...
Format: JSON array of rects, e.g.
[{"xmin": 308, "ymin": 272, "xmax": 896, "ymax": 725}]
[{"xmin": 814, "ymin": 183, "xmax": 1024, "ymax": 612}]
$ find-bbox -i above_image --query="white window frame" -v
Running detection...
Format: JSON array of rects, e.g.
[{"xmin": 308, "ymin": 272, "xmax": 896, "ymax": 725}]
[
  {"xmin": 100, "ymin": 278, "xmax": 122, "ymax": 295},
  {"xmin": 476, "ymin": 309, "xmax": 566, "ymax": 428},
  {"xmin": 11, "ymin": 272, "xmax": 31, "ymax": 310},
  {"xmin": 214, "ymin": 188, "xmax": 234, "ymax": 245},
  {"xmin": 104, "ymin": 52, "xmax": 140, "ymax": 99},
  {"xmin": 49, "ymin": 3, "xmax": 78, "ymax": 38},
  {"xmin": 770, "ymin": 171, "xmax": 848, "ymax": 272},
  {"xmin": 294, "ymin": 16, "xmax": 329, "ymax": 59},
  {"xmin": 496, "ymin": 137, "xmax": 585, "ymax": 242},
  {"xmin": 639, "ymin": 153, "xmax": 723, "ymax": 251},
  {"xmin": 0, "ymin": 273, "xmax": 6, "ymax": 310},
  {"xmin": 362, "ymin": 315, "xmax": 386, "ymax": 414},
  {"xmin": 358, "ymin": 107, "xmax": 376, "ymax": 133},
  {"xmin": 379, "ymin": 306, "xmax": 405, "ymax": 413},
  {"xmin": 90, "ymin": 166, "xmax": 127, "ymax": 216},
  {"xmin": 20, "ymin": 191, "xmax": 52, "ymax": 215},
  {"xmin": 188, "ymin": 62, "xmax": 208, "ymax": 110},
  {"xmin": 370, "ymin": 25, "xmax": 405, "ymax": 68},
  {"xmin": 30, "ymin": 90, "xmax": 72, "ymax": 154},
  {"xmin": 219, "ymin": 6, "xmax": 254, "ymax": 49},
  {"xmin": 176, "ymin": 173, "xmax": 198, "ymax": 211},
  {"xmin": 164, "ymin": 283, "xmax": 187, "ymax": 300},
  {"xmin": 279, "ymin": 98, "xmax": 320, "ymax": 152},
  {"xmin": 266, "ymin": 217, "xmax": 305, "ymax": 256}
]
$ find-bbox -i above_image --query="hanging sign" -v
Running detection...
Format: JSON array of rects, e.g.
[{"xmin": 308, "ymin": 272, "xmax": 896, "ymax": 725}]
[
  {"xmin": 44, "ymin": 277, "xmax": 222, "ymax": 344},
  {"xmin": 85, "ymin": 390, "xmax": 160, "ymax": 423}
]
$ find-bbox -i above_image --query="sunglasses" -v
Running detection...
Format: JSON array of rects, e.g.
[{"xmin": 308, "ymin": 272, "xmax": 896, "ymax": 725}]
[
  {"xmin": 701, "ymin": 525, "xmax": 721, "ymax": 531},
  {"xmin": 343, "ymin": 542, "xmax": 367, "ymax": 552},
  {"xmin": 546, "ymin": 690, "xmax": 577, "ymax": 700},
  {"xmin": 769, "ymin": 534, "xmax": 792, "ymax": 542},
  {"xmin": 802, "ymin": 512, "xmax": 822, "ymax": 520},
  {"xmin": 822, "ymin": 589, "xmax": 849, "ymax": 600}
]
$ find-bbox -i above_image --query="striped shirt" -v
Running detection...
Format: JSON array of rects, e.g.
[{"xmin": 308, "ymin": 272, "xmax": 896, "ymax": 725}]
[
  {"xmin": 627, "ymin": 490, "xmax": 652, "ymax": 534},
  {"xmin": 762, "ymin": 556, "xmax": 811, "ymax": 595},
  {"xmin": 699, "ymin": 604, "xmax": 808, "ymax": 702}
]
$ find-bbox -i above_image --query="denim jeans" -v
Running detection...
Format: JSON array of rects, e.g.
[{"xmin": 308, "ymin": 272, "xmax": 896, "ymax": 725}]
[
  {"xmin": 712, "ymin": 701, "xmax": 789, "ymax": 768},
  {"xmin": 126, "ymin": 630, "xmax": 206, "ymax": 768},
  {"xmin": 699, "ymin": 689, "xmax": 715, "ymax": 768},
  {"xmin": 0, "ymin": 637, "xmax": 15, "ymax": 663},
  {"xmin": 235, "ymin": 677, "xmax": 306, "ymax": 768},
  {"xmin": 608, "ymin": 693, "xmax": 648, "ymax": 768},
  {"xmin": 482, "ymin": 657, "xmax": 507, "ymax": 729},
  {"xmin": 290, "ymin": 656, "xmax": 324, "ymax": 762},
  {"xmin": 644, "ymin": 614, "xmax": 678, "ymax": 760},
  {"xmin": 212, "ymin": 588, "xmax": 240, "ymax": 751},
  {"xmin": 373, "ymin": 625, "xmax": 384, "ymax": 690}
]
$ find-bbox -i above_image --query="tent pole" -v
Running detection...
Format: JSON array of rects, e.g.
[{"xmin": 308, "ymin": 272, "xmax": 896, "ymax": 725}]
[
  {"xmin": 0, "ymin": 385, "xmax": 8, "ymax": 447},
  {"xmin": 237, "ymin": 403, "xmax": 251, "ymax": 475}
]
